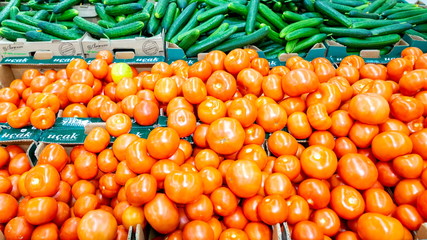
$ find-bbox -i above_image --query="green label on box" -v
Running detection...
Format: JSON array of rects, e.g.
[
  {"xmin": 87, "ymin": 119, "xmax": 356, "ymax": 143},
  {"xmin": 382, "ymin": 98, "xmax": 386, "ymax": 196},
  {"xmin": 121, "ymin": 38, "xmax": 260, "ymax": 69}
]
[
  {"xmin": 40, "ymin": 129, "xmax": 86, "ymax": 144},
  {"xmin": 87, "ymin": 56, "xmax": 165, "ymax": 65},
  {"xmin": 54, "ymin": 117, "xmax": 104, "ymax": 128},
  {"xmin": 0, "ymin": 56, "xmax": 84, "ymax": 64},
  {"xmin": 0, "ymin": 125, "xmax": 42, "ymax": 142}
]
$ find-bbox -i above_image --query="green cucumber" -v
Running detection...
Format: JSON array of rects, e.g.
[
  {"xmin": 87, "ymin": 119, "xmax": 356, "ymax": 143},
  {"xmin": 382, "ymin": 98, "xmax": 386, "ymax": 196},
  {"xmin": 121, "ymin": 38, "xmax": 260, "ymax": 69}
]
[
  {"xmin": 405, "ymin": 29, "xmax": 427, "ymax": 40},
  {"xmin": 115, "ymin": 15, "xmax": 126, "ymax": 22},
  {"xmin": 209, "ymin": 22, "xmax": 229, "ymax": 38},
  {"xmin": 258, "ymin": 3, "xmax": 287, "ymax": 30},
  {"xmin": 161, "ymin": 2, "xmax": 177, "ymax": 31},
  {"xmin": 0, "ymin": 0, "xmax": 20, "ymax": 22},
  {"xmin": 370, "ymin": 22, "xmax": 412, "ymax": 36},
  {"xmin": 303, "ymin": 0, "xmax": 315, "ymax": 12},
  {"xmin": 204, "ymin": 0, "xmax": 227, "ymax": 7},
  {"xmin": 177, "ymin": 0, "xmax": 187, "ymax": 9},
  {"xmin": 104, "ymin": 21, "xmax": 144, "ymax": 39},
  {"xmin": 52, "ymin": 0, "xmax": 81, "ymax": 14},
  {"xmin": 282, "ymin": 11, "xmax": 308, "ymax": 22},
  {"xmin": 137, "ymin": 0, "xmax": 146, "ymax": 5},
  {"xmin": 320, "ymin": 26, "xmax": 372, "ymax": 37},
  {"xmin": 246, "ymin": 0, "xmax": 259, "ymax": 34},
  {"xmin": 142, "ymin": 1, "xmax": 154, "ymax": 14},
  {"xmin": 146, "ymin": 9, "xmax": 161, "ymax": 35},
  {"xmin": 383, "ymin": 6, "xmax": 419, "ymax": 17},
  {"xmin": 279, "ymin": 18, "xmax": 323, "ymax": 39},
  {"xmin": 1, "ymin": 20, "xmax": 40, "ymax": 32},
  {"xmin": 56, "ymin": 21, "xmax": 77, "ymax": 29},
  {"xmin": 351, "ymin": 19, "xmax": 399, "ymax": 29},
  {"xmin": 331, "ymin": 0, "xmax": 366, "ymax": 7},
  {"xmin": 154, "ymin": 0, "xmax": 168, "ymax": 19},
  {"xmin": 178, "ymin": 29, "xmax": 200, "ymax": 51},
  {"xmin": 105, "ymin": 3, "xmax": 143, "ymax": 16},
  {"xmin": 285, "ymin": 39, "xmax": 298, "ymax": 53},
  {"xmin": 116, "ymin": 12, "xmax": 150, "ymax": 27},
  {"xmin": 73, "ymin": 16, "xmax": 105, "ymax": 38},
  {"xmin": 227, "ymin": 2, "xmax": 274, "ymax": 30},
  {"xmin": 354, "ymin": 3, "xmax": 369, "ymax": 10},
  {"xmin": 258, "ymin": 23, "xmax": 284, "ymax": 44},
  {"xmin": 94, "ymin": 3, "xmax": 116, "ymax": 23},
  {"xmin": 314, "ymin": 0, "xmax": 352, "ymax": 28},
  {"xmin": 387, "ymin": 9, "xmax": 427, "ymax": 20},
  {"xmin": 336, "ymin": 34, "xmax": 401, "ymax": 48},
  {"xmin": 197, "ymin": 4, "xmax": 228, "ymax": 22},
  {"xmin": 51, "ymin": 8, "xmax": 79, "ymax": 21},
  {"xmin": 363, "ymin": 0, "xmax": 386, "ymax": 13},
  {"xmin": 373, "ymin": 0, "xmax": 396, "ymax": 14},
  {"xmin": 38, "ymin": 21, "xmax": 81, "ymax": 39},
  {"xmin": 165, "ymin": 2, "xmax": 197, "ymax": 41},
  {"xmin": 186, "ymin": 26, "xmax": 237, "ymax": 57},
  {"xmin": 329, "ymin": 3, "xmax": 355, "ymax": 13},
  {"xmin": 285, "ymin": 27, "xmax": 320, "ymax": 41},
  {"xmin": 10, "ymin": 6, "xmax": 20, "ymax": 20},
  {"xmin": 395, "ymin": 13, "xmax": 427, "ymax": 25},
  {"xmin": 414, "ymin": 24, "xmax": 427, "ymax": 33},
  {"xmin": 170, "ymin": 8, "xmax": 203, "ymax": 43},
  {"xmin": 98, "ymin": 19, "xmax": 115, "ymax": 28},
  {"xmin": 214, "ymin": 26, "xmax": 269, "ymax": 52},
  {"xmin": 293, "ymin": 33, "xmax": 327, "ymax": 53},
  {"xmin": 0, "ymin": 27, "xmax": 26, "ymax": 41},
  {"xmin": 178, "ymin": 15, "xmax": 224, "ymax": 41},
  {"xmin": 229, "ymin": 32, "xmax": 246, "ymax": 39},
  {"xmin": 33, "ymin": 10, "xmax": 49, "ymax": 20},
  {"xmin": 27, "ymin": 1, "xmax": 56, "ymax": 11},
  {"xmin": 301, "ymin": 12, "xmax": 322, "ymax": 18},
  {"xmin": 103, "ymin": 0, "xmax": 136, "ymax": 5},
  {"xmin": 25, "ymin": 30, "xmax": 63, "ymax": 41},
  {"xmin": 348, "ymin": 10, "xmax": 379, "ymax": 19},
  {"xmin": 16, "ymin": 14, "xmax": 42, "ymax": 27}
]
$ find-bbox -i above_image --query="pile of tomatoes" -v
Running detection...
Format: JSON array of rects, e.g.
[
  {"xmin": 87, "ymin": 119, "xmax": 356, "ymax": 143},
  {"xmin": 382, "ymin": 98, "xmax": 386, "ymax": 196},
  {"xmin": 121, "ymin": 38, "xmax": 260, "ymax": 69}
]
[{"xmin": 1, "ymin": 47, "xmax": 427, "ymax": 240}]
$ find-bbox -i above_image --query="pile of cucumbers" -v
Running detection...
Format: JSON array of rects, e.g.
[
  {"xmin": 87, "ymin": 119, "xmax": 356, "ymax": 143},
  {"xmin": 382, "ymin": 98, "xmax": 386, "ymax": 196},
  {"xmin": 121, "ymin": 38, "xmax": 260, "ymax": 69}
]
[{"xmin": 0, "ymin": 0, "xmax": 425, "ymax": 58}]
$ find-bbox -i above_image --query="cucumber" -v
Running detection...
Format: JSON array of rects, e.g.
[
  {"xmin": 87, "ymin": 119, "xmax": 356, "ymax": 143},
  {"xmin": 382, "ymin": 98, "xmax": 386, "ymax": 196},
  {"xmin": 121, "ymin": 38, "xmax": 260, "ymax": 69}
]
[
  {"xmin": 329, "ymin": 3, "xmax": 355, "ymax": 13},
  {"xmin": 25, "ymin": 30, "xmax": 63, "ymax": 41},
  {"xmin": 320, "ymin": 26, "xmax": 372, "ymax": 37},
  {"xmin": 373, "ymin": 0, "xmax": 396, "ymax": 14},
  {"xmin": 354, "ymin": 3, "xmax": 369, "ymax": 10},
  {"xmin": 178, "ymin": 29, "xmax": 200, "ymax": 51},
  {"xmin": 170, "ymin": 9, "xmax": 203, "ymax": 43},
  {"xmin": 197, "ymin": 4, "xmax": 228, "ymax": 22},
  {"xmin": 116, "ymin": 12, "xmax": 150, "ymax": 27},
  {"xmin": 293, "ymin": 33, "xmax": 327, "ymax": 53},
  {"xmin": 395, "ymin": 13, "xmax": 427, "ymax": 25},
  {"xmin": 414, "ymin": 24, "xmax": 427, "ymax": 33},
  {"xmin": 1, "ymin": 20, "xmax": 40, "ymax": 32},
  {"xmin": 33, "ymin": 10, "xmax": 49, "ymax": 20},
  {"xmin": 282, "ymin": 11, "xmax": 308, "ymax": 22},
  {"xmin": 98, "ymin": 19, "xmax": 115, "ymax": 28},
  {"xmin": 258, "ymin": 23, "xmax": 284, "ymax": 44},
  {"xmin": 279, "ymin": 18, "xmax": 323, "ymax": 39},
  {"xmin": 231, "ymin": 22, "xmax": 246, "ymax": 32},
  {"xmin": 154, "ymin": 0, "xmax": 168, "ymax": 19},
  {"xmin": 115, "ymin": 15, "xmax": 126, "ymax": 22},
  {"xmin": 142, "ymin": 1, "xmax": 154, "ymax": 14},
  {"xmin": 303, "ymin": 0, "xmax": 315, "ymax": 12},
  {"xmin": 405, "ymin": 29, "xmax": 427, "ymax": 40},
  {"xmin": 56, "ymin": 21, "xmax": 77, "ymax": 29},
  {"xmin": 351, "ymin": 19, "xmax": 399, "ymax": 29},
  {"xmin": 161, "ymin": 2, "xmax": 177, "ymax": 31},
  {"xmin": 227, "ymin": 2, "xmax": 274, "ymax": 30},
  {"xmin": 178, "ymin": 15, "xmax": 224, "ymax": 41},
  {"xmin": 10, "ymin": 6, "xmax": 20, "ymax": 20},
  {"xmin": 177, "ymin": 0, "xmax": 187, "ymax": 9},
  {"xmin": 27, "ymin": 1, "xmax": 56, "ymax": 11},
  {"xmin": 348, "ymin": 10, "xmax": 379, "ymax": 19},
  {"xmin": 301, "ymin": 12, "xmax": 322, "ymax": 18},
  {"xmin": 314, "ymin": 0, "xmax": 352, "ymax": 28},
  {"xmin": 146, "ymin": 10, "xmax": 161, "ymax": 35},
  {"xmin": 285, "ymin": 39, "xmax": 298, "ymax": 53},
  {"xmin": 73, "ymin": 16, "xmax": 105, "ymax": 38},
  {"xmin": 94, "ymin": 3, "xmax": 116, "ymax": 23},
  {"xmin": 38, "ymin": 21, "xmax": 81, "ymax": 39},
  {"xmin": 0, "ymin": 0, "xmax": 20, "ymax": 22},
  {"xmin": 209, "ymin": 22, "xmax": 229, "ymax": 38},
  {"xmin": 103, "ymin": 0, "xmax": 136, "ymax": 5},
  {"xmin": 214, "ymin": 26, "xmax": 269, "ymax": 52},
  {"xmin": 16, "ymin": 14, "xmax": 42, "ymax": 27},
  {"xmin": 285, "ymin": 27, "xmax": 320, "ymax": 41},
  {"xmin": 165, "ymin": 2, "xmax": 197, "ymax": 41},
  {"xmin": 387, "ymin": 9, "xmax": 427, "ymax": 20},
  {"xmin": 363, "ymin": 0, "xmax": 386, "ymax": 13},
  {"xmin": 383, "ymin": 6, "xmax": 418, "ymax": 17},
  {"xmin": 52, "ymin": 0, "xmax": 81, "ymax": 14},
  {"xmin": 51, "ymin": 8, "xmax": 79, "ymax": 21},
  {"xmin": 331, "ymin": 0, "xmax": 366, "ymax": 7},
  {"xmin": 258, "ymin": 3, "xmax": 287, "ymax": 30},
  {"xmin": 186, "ymin": 26, "xmax": 237, "ymax": 57},
  {"xmin": 0, "ymin": 27, "xmax": 26, "ymax": 41},
  {"xmin": 370, "ymin": 22, "xmax": 412, "ymax": 36},
  {"xmin": 105, "ymin": 3, "xmax": 143, "ymax": 16},
  {"xmin": 336, "ymin": 34, "xmax": 401, "ymax": 48},
  {"xmin": 246, "ymin": 0, "xmax": 259, "ymax": 34},
  {"xmin": 204, "ymin": 0, "xmax": 227, "ymax": 7},
  {"xmin": 137, "ymin": 0, "xmax": 146, "ymax": 5},
  {"xmin": 104, "ymin": 21, "xmax": 144, "ymax": 39},
  {"xmin": 229, "ymin": 32, "xmax": 246, "ymax": 39}
]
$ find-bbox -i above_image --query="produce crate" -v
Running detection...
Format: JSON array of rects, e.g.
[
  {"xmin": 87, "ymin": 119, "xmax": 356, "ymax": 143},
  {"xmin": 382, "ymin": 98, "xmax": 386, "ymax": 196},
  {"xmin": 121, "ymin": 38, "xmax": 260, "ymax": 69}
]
[
  {"xmin": 403, "ymin": 34, "xmax": 427, "ymax": 52},
  {"xmin": 81, "ymin": 33, "xmax": 165, "ymax": 59},
  {"xmin": 325, "ymin": 38, "xmax": 410, "ymax": 64},
  {"xmin": 73, "ymin": 3, "xmax": 97, "ymax": 18}
]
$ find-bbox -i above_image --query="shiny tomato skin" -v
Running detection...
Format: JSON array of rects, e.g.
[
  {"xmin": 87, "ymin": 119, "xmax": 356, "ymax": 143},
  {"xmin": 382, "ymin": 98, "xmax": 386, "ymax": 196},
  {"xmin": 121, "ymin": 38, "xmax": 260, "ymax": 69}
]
[
  {"xmin": 337, "ymin": 153, "xmax": 378, "ymax": 190},
  {"xmin": 225, "ymin": 160, "xmax": 262, "ymax": 198},
  {"xmin": 77, "ymin": 209, "xmax": 117, "ymax": 240},
  {"xmin": 357, "ymin": 213, "xmax": 404, "ymax": 240},
  {"xmin": 144, "ymin": 193, "xmax": 179, "ymax": 234},
  {"xmin": 330, "ymin": 186, "xmax": 365, "ymax": 220}
]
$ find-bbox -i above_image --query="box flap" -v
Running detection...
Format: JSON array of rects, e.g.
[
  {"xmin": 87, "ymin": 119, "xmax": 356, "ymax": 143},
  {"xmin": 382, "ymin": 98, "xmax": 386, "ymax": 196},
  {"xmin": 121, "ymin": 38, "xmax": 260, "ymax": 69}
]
[{"xmin": 416, "ymin": 223, "xmax": 427, "ymax": 240}]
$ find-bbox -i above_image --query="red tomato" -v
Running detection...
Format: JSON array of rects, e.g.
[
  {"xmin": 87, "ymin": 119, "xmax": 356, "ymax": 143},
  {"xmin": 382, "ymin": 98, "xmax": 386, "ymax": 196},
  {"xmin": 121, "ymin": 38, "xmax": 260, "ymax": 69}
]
[
  {"xmin": 337, "ymin": 153, "xmax": 378, "ymax": 190},
  {"xmin": 144, "ymin": 193, "xmax": 179, "ymax": 234},
  {"xmin": 77, "ymin": 210, "xmax": 117, "ymax": 240},
  {"xmin": 257, "ymin": 194, "xmax": 288, "ymax": 225},
  {"xmin": 300, "ymin": 145, "xmax": 337, "ymax": 180},
  {"xmin": 298, "ymin": 178, "xmax": 330, "ymax": 209},
  {"xmin": 357, "ymin": 213, "xmax": 404, "ymax": 240},
  {"xmin": 330, "ymin": 186, "xmax": 365, "ymax": 220},
  {"xmin": 225, "ymin": 160, "xmax": 262, "ymax": 198},
  {"xmin": 291, "ymin": 220, "xmax": 324, "ymax": 240}
]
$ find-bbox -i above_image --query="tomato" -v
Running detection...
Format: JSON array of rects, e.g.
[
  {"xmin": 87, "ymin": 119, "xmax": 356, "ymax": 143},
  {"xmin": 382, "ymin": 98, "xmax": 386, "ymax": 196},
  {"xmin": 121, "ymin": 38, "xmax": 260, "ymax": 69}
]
[
  {"xmin": 286, "ymin": 195, "xmax": 310, "ymax": 225},
  {"xmin": 77, "ymin": 210, "xmax": 117, "ymax": 240},
  {"xmin": 151, "ymin": 62, "xmax": 173, "ymax": 78},
  {"xmin": 298, "ymin": 179, "xmax": 330, "ymax": 209},
  {"xmin": 261, "ymin": 74, "xmax": 284, "ymax": 101},
  {"xmin": 0, "ymin": 193, "xmax": 18, "ymax": 223},
  {"xmin": 167, "ymin": 109, "xmax": 197, "ymax": 138},
  {"xmin": 267, "ymin": 131, "xmax": 298, "ymax": 157},
  {"xmin": 144, "ymin": 193, "xmax": 179, "ymax": 234},
  {"xmin": 223, "ymin": 49, "xmax": 250, "ymax": 75},
  {"xmin": 0, "ymin": 102, "xmax": 17, "ymax": 123},
  {"xmin": 348, "ymin": 93, "xmax": 389, "ymax": 125},
  {"xmin": 292, "ymin": 220, "xmax": 324, "ymax": 240},
  {"xmin": 182, "ymin": 220, "xmax": 214, "ymax": 240},
  {"xmin": 194, "ymin": 149, "xmax": 220, "ymax": 170},
  {"xmin": 4, "ymin": 216, "xmax": 34, "ymax": 240},
  {"xmin": 287, "ymin": 112, "xmax": 312, "ymax": 139},
  {"xmin": 7, "ymin": 106, "xmax": 32, "ymax": 128},
  {"xmin": 257, "ymin": 194, "xmax": 288, "ymax": 225},
  {"xmin": 357, "ymin": 213, "xmax": 404, "ymax": 240},
  {"xmin": 399, "ymin": 69, "xmax": 427, "ymax": 96},
  {"xmin": 336, "ymin": 65, "xmax": 359, "ymax": 84},
  {"xmin": 219, "ymin": 228, "xmax": 249, "ymax": 240},
  {"xmin": 0, "ymin": 176, "xmax": 12, "ymax": 194},
  {"xmin": 311, "ymin": 208, "xmax": 340, "ymax": 237},
  {"xmin": 393, "ymin": 204, "xmax": 423, "ymax": 231},
  {"xmin": 154, "ymin": 77, "xmax": 178, "ymax": 103},
  {"xmin": 393, "ymin": 154, "xmax": 424, "ymax": 179},
  {"xmin": 307, "ymin": 103, "xmax": 332, "ymax": 131},
  {"xmin": 54, "ymin": 201, "xmax": 71, "ymax": 226},
  {"xmin": 224, "ymin": 159, "xmax": 262, "ymax": 198},
  {"xmin": 363, "ymin": 188, "xmax": 396, "ymax": 216},
  {"xmin": 349, "ymin": 122, "xmax": 379, "ymax": 149},
  {"xmin": 224, "ymin": 207, "xmax": 249, "ymax": 230},
  {"xmin": 300, "ymin": 145, "xmax": 337, "ymax": 180},
  {"xmin": 308, "ymin": 131, "xmax": 335, "ymax": 149},
  {"xmin": 38, "ymin": 143, "xmax": 69, "ymax": 172},
  {"xmin": 121, "ymin": 206, "xmax": 145, "ymax": 230},
  {"xmin": 415, "ymin": 53, "xmax": 427, "ymax": 69},
  {"xmin": 387, "ymin": 58, "xmax": 413, "ymax": 82},
  {"xmin": 59, "ymin": 217, "xmax": 80, "ymax": 240},
  {"xmin": 394, "ymin": 179, "xmax": 425, "ymax": 205},
  {"xmin": 244, "ymin": 222, "xmax": 272, "ymax": 240},
  {"xmin": 337, "ymin": 153, "xmax": 378, "ymax": 190},
  {"xmin": 328, "ymin": 76, "xmax": 353, "ymax": 101},
  {"xmin": 264, "ymin": 172, "xmax": 294, "ymax": 199},
  {"xmin": 256, "ymin": 103, "xmax": 287, "ymax": 133},
  {"xmin": 8, "ymin": 153, "xmax": 31, "ymax": 175},
  {"xmin": 206, "ymin": 70, "xmax": 237, "ymax": 101},
  {"xmin": 273, "ymin": 155, "xmax": 301, "ymax": 181},
  {"xmin": 183, "ymin": 195, "xmax": 213, "ymax": 222},
  {"xmin": 24, "ymin": 197, "xmax": 57, "ymax": 225},
  {"xmin": 282, "ymin": 69, "xmax": 319, "ymax": 97},
  {"xmin": 210, "ymin": 187, "xmax": 238, "ymax": 217},
  {"xmin": 110, "ymin": 63, "xmax": 133, "ymax": 84},
  {"xmin": 147, "ymin": 127, "xmax": 180, "ymax": 159},
  {"xmin": 410, "ymin": 129, "xmax": 427, "ymax": 159},
  {"xmin": 335, "ymin": 231, "xmax": 360, "ymax": 240},
  {"xmin": 227, "ymin": 98, "xmax": 257, "ymax": 128},
  {"xmin": 89, "ymin": 58, "xmax": 109, "ymax": 79},
  {"xmin": 198, "ymin": 97, "xmax": 227, "ymax": 124},
  {"xmin": 206, "ymin": 117, "xmax": 245, "ymax": 155},
  {"xmin": 330, "ymin": 186, "xmax": 365, "ymax": 220},
  {"xmin": 199, "ymin": 167, "xmax": 222, "ymax": 195},
  {"xmin": 25, "ymin": 164, "xmax": 60, "ymax": 197}
]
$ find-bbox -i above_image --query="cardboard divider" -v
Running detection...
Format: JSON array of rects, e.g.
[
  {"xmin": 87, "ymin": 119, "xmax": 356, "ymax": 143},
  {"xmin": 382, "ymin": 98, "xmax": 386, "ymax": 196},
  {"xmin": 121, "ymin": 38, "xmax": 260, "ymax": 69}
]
[{"xmin": 403, "ymin": 34, "xmax": 427, "ymax": 52}]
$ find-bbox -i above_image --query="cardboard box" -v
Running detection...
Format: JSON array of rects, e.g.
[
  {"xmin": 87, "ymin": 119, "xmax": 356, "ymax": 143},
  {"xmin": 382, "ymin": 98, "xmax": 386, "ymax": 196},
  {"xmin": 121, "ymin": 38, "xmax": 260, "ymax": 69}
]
[
  {"xmin": 166, "ymin": 42, "xmax": 198, "ymax": 65},
  {"xmin": 325, "ymin": 39, "xmax": 409, "ymax": 64},
  {"xmin": 403, "ymin": 34, "xmax": 427, "ymax": 52},
  {"xmin": 82, "ymin": 33, "xmax": 165, "ymax": 59},
  {"xmin": 74, "ymin": 4, "xmax": 97, "ymax": 18}
]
